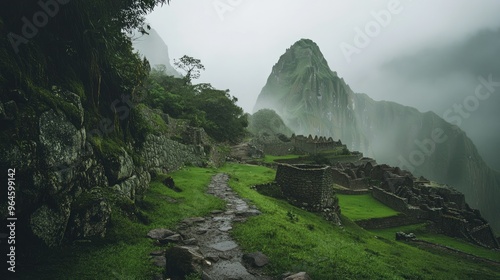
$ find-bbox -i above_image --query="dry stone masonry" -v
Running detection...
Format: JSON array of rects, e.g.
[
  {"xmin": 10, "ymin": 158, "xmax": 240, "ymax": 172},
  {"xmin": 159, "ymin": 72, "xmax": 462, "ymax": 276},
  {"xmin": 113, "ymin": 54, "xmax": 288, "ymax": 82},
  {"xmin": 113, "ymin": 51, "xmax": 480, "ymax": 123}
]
[
  {"xmin": 0, "ymin": 89, "xmax": 226, "ymax": 248},
  {"xmin": 330, "ymin": 157, "xmax": 499, "ymax": 249},
  {"xmin": 251, "ymin": 133, "xmax": 346, "ymax": 156},
  {"xmin": 276, "ymin": 164, "xmax": 341, "ymax": 224},
  {"xmin": 270, "ymin": 134, "xmax": 498, "ymax": 249}
]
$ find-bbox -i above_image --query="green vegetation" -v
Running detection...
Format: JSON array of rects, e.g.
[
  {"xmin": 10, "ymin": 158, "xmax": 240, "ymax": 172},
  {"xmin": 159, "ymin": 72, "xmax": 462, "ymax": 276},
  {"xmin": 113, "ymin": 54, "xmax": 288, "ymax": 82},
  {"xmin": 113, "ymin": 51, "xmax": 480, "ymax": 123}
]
[
  {"xmin": 25, "ymin": 167, "xmax": 223, "ymax": 280},
  {"xmin": 337, "ymin": 194, "xmax": 400, "ymax": 221},
  {"xmin": 262, "ymin": 154, "xmax": 302, "ymax": 163},
  {"xmin": 141, "ymin": 66, "xmax": 248, "ymax": 143},
  {"xmin": 220, "ymin": 163, "xmax": 500, "ymax": 279},
  {"xmin": 247, "ymin": 109, "xmax": 294, "ymax": 137},
  {"xmin": 1, "ymin": 0, "xmax": 168, "ymax": 112},
  {"xmin": 371, "ymin": 224, "xmax": 500, "ymax": 262},
  {"xmin": 23, "ymin": 164, "xmax": 500, "ymax": 279}
]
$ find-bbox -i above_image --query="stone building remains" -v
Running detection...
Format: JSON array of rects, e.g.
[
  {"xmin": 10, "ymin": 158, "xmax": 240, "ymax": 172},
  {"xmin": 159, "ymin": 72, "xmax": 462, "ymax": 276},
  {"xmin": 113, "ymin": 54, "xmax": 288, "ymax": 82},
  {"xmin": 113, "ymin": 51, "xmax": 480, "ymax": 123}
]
[{"xmin": 275, "ymin": 164, "xmax": 341, "ymax": 224}]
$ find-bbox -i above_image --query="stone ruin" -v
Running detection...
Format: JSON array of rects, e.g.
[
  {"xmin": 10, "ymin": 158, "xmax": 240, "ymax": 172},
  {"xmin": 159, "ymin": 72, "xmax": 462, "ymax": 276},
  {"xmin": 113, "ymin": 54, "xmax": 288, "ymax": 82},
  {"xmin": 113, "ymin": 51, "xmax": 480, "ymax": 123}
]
[
  {"xmin": 290, "ymin": 134, "xmax": 345, "ymax": 155},
  {"xmin": 330, "ymin": 159, "xmax": 499, "ymax": 249},
  {"xmin": 255, "ymin": 133, "xmax": 498, "ymax": 249},
  {"xmin": 250, "ymin": 133, "xmax": 346, "ymax": 156},
  {"xmin": 275, "ymin": 164, "xmax": 341, "ymax": 224}
]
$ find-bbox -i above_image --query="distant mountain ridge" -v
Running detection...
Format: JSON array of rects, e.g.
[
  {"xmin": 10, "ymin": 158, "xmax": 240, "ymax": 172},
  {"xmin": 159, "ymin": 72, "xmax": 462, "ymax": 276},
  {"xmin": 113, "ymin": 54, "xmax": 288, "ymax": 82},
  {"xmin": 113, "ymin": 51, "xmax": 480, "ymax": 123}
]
[
  {"xmin": 254, "ymin": 39, "xmax": 500, "ymax": 232},
  {"xmin": 132, "ymin": 28, "xmax": 180, "ymax": 77}
]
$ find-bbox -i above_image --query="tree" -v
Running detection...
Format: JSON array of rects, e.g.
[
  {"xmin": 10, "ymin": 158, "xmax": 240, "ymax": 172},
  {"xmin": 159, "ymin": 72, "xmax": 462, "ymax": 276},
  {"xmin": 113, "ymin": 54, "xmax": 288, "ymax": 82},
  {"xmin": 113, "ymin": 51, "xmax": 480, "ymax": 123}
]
[
  {"xmin": 174, "ymin": 55, "xmax": 205, "ymax": 84},
  {"xmin": 192, "ymin": 84, "xmax": 248, "ymax": 143}
]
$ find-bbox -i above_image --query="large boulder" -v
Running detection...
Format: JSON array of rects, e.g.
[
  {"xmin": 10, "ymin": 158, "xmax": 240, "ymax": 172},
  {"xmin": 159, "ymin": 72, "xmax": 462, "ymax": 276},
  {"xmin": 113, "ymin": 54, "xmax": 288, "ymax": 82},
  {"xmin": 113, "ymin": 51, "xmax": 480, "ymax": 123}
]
[
  {"xmin": 39, "ymin": 109, "xmax": 85, "ymax": 169},
  {"xmin": 165, "ymin": 246, "xmax": 206, "ymax": 279},
  {"xmin": 67, "ymin": 188, "xmax": 112, "ymax": 239},
  {"xmin": 103, "ymin": 147, "xmax": 135, "ymax": 184},
  {"xmin": 30, "ymin": 203, "xmax": 71, "ymax": 247}
]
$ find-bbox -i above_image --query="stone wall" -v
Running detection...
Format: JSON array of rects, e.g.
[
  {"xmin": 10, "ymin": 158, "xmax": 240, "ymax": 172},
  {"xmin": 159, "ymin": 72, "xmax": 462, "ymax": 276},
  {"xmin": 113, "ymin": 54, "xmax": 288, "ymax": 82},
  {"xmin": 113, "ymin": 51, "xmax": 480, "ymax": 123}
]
[
  {"xmin": 291, "ymin": 134, "xmax": 344, "ymax": 154},
  {"xmin": 140, "ymin": 134, "xmax": 205, "ymax": 173},
  {"xmin": 0, "ymin": 89, "xmax": 222, "ymax": 248},
  {"xmin": 372, "ymin": 186, "xmax": 409, "ymax": 213},
  {"xmin": 330, "ymin": 169, "xmax": 351, "ymax": 188},
  {"xmin": 275, "ymin": 164, "xmax": 340, "ymax": 223},
  {"xmin": 355, "ymin": 214, "xmax": 421, "ymax": 230},
  {"xmin": 341, "ymin": 159, "xmax": 500, "ymax": 249},
  {"xmin": 262, "ymin": 142, "xmax": 294, "ymax": 156}
]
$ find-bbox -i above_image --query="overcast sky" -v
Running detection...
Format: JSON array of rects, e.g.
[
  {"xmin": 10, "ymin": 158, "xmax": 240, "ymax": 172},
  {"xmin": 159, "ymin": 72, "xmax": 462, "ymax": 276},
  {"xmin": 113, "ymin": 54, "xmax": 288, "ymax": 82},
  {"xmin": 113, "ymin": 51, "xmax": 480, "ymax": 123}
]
[{"xmin": 146, "ymin": 0, "xmax": 500, "ymax": 170}]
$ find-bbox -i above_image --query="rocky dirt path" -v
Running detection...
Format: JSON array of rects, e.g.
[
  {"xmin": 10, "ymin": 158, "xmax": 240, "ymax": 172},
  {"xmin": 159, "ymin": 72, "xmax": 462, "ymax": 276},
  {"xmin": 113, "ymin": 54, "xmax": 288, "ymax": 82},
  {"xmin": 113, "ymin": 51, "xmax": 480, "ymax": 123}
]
[{"xmin": 176, "ymin": 173, "xmax": 272, "ymax": 280}]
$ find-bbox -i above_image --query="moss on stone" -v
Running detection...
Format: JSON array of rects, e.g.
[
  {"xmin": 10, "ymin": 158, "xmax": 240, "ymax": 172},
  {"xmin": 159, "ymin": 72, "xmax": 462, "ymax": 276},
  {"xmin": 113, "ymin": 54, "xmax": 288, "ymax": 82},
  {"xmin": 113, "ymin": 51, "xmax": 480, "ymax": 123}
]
[{"xmin": 130, "ymin": 104, "xmax": 169, "ymax": 144}]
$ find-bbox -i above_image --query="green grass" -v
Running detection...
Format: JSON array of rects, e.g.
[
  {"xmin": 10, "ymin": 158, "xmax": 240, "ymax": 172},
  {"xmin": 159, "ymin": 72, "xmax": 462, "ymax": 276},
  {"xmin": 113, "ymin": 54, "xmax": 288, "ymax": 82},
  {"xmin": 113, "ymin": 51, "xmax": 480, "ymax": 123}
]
[
  {"xmin": 25, "ymin": 164, "xmax": 500, "ymax": 279},
  {"xmin": 26, "ymin": 167, "xmax": 224, "ymax": 280},
  {"xmin": 262, "ymin": 154, "xmax": 302, "ymax": 163},
  {"xmin": 337, "ymin": 194, "xmax": 400, "ymax": 221},
  {"xmin": 220, "ymin": 163, "xmax": 500, "ymax": 279},
  {"xmin": 371, "ymin": 223, "xmax": 500, "ymax": 262}
]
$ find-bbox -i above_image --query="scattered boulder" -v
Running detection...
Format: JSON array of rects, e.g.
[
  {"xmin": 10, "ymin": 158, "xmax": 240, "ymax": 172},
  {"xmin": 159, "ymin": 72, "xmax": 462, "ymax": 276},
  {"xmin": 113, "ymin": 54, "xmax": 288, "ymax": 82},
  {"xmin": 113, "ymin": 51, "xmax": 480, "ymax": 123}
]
[
  {"xmin": 396, "ymin": 232, "xmax": 416, "ymax": 241},
  {"xmin": 243, "ymin": 251, "xmax": 269, "ymax": 267},
  {"xmin": 147, "ymin": 228, "xmax": 176, "ymax": 240},
  {"xmin": 159, "ymin": 234, "xmax": 183, "ymax": 244},
  {"xmin": 165, "ymin": 246, "xmax": 205, "ymax": 279},
  {"xmin": 163, "ymin": 176, "xmax": 182, "ymax": 192},
  {"xmin": 283, "ymin": 272, "xmax": 312, "ymax": 280}
]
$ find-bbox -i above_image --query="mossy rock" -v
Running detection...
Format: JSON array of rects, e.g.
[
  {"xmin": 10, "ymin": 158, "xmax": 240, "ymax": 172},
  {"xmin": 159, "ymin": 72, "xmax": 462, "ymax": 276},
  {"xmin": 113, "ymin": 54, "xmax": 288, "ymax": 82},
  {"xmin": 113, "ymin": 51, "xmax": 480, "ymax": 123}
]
[{"xmin": 130, "ymin": 104, "xmax": 169, "ymax": 144}]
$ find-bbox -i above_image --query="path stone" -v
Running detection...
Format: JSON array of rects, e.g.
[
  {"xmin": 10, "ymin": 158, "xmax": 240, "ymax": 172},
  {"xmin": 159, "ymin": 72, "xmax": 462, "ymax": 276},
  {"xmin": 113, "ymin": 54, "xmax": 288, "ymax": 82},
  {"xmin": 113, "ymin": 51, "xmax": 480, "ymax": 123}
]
[
  {"xmin": 176, "ymin": 173, "xmax": 272, "ymax": 280},
  {"xmin": 147, "ymin": 228, "xmax": 175, "ymax": 240},
  {"xmin": 243, "ymin": 252, "xmax": 269, "ymax": 267},
  {"xmin": 209, "ymin": 240, "xmax": 238, "ymax": 252}
]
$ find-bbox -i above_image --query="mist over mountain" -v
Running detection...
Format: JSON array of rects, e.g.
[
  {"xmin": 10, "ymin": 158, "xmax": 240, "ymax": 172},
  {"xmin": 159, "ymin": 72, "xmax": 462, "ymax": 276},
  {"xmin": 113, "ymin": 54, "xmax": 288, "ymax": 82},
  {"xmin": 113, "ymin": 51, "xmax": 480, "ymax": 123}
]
[
  {"xmin": 358, "ymin": 28, "xmax": 500, "ymax": 172},
  {"xmin": 254, "ymin": 39, "xmax": 500, "ymax": 232},
  {"xmin": 253, "ymin": 39, "xmax": 368, "ymax": 151},
  {"xmin": 132, "ymin": 27, "xmax": 181, "ymax": 77}
]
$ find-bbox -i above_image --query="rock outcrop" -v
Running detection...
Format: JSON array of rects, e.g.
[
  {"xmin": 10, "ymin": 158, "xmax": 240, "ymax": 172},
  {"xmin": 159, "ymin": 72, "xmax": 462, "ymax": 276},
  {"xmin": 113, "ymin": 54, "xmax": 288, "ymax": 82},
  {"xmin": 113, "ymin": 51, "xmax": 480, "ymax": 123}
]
[{"xmin": 0, "ymin": 88, "xmax": 225, "ymax": 248}]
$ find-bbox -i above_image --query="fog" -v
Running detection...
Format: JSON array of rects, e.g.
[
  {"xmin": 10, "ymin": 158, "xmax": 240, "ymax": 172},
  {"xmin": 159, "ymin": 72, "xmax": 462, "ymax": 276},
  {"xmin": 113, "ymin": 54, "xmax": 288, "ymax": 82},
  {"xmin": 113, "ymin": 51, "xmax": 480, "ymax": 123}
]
[{"xmin": 146, "ymin": 0, "xmax": 500, "ymax": 170}]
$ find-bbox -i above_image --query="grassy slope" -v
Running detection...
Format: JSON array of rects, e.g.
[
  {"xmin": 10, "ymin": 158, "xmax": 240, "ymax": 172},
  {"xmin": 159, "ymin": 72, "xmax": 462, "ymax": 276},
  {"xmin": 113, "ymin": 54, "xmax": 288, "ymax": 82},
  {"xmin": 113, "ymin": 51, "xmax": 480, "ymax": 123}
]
[
  {"xmin": 262, "ymin": 154, "xmax": 302, "ymax": 163},
  {"xmin": 25, "ymin": 164, "xmax": 500, "ymax": 279},
  {"xmin": 337, "ymin": 194, "xmax": 400, "ymax": 221},
  {"xmin": 371, "ymin": 224, "xmax": 500, "ymax": 263},
  {"xmin": 26, "ymin": 167, "xmax": 224, "ymax": 280},
  {"xmin": 220, "ymin": 163, "xmax": 500, "ymax": 279}
]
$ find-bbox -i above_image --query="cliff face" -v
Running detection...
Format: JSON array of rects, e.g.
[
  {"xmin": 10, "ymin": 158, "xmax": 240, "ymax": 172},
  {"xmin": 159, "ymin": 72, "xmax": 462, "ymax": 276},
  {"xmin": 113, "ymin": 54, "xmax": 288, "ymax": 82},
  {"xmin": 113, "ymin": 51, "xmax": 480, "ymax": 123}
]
[
  {"xmin": 254, "ymin": 39, "xmax": 500, "ymax": 232},
  {"xmin": 253, "ymin": 39, "xmax": 368, "ymax": 151},
  {"xmin": 133, "ymin": 28, "xmax": 180, "ymax": 77}
]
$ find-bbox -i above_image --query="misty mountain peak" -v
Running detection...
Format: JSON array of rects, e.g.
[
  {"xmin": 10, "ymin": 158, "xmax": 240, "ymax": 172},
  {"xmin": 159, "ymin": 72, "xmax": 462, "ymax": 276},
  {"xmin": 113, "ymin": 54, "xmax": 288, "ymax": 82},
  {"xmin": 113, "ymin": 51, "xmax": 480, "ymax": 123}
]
[
  {"xmin": 254, "ymin": 39, "xmax": 366, "ymax": 150},
  {"xmin": 272, "ymin": 38, "xmax": 332, "ymax": 78}
]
